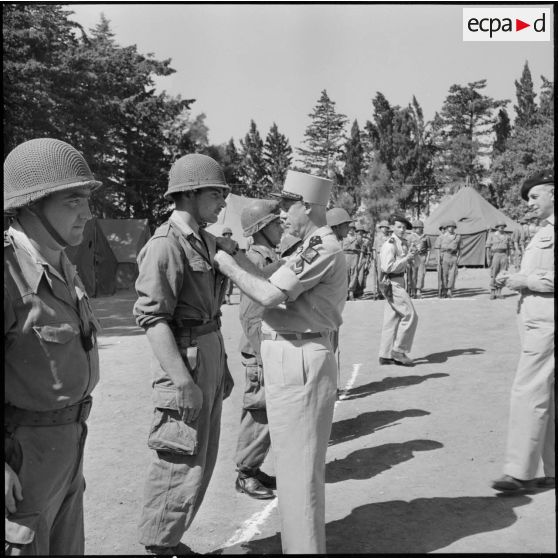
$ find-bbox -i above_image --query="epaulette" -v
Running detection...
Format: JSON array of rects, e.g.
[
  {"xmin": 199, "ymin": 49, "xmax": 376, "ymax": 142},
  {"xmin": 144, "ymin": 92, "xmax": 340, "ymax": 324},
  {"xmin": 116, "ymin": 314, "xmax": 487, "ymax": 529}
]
[
  {"xmin": 152, "ymin": 221, "xmax": 172, "ymax": 239},
  {"xmin": 388, "ymin": 238, "xmax": 395, "ymax": 243}
]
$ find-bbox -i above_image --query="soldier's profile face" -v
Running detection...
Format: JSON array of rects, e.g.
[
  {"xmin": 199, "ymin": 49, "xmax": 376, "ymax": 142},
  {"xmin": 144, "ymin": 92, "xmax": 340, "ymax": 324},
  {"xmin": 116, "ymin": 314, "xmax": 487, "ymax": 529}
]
[
  {"xmin": 392, "ymin": 221, "xmax": 406, "ymax": 238},
  {"xmin": 39, "ymin": 187, "xmax": 93, "ymax": 246},
  {"xmin": 262, "ymin": 217, "xmax": 284, "ymax": 247},
  {"xmin": 195, "ymin": 187, "xmax": 227, "ymax": 224},
  {"xmin": 281, "ymin": 200, "xmax": 308, "ymax": 238},
  {"xmin": 527, "ymin": 184, "xmax": 554, "ymax": 220}
]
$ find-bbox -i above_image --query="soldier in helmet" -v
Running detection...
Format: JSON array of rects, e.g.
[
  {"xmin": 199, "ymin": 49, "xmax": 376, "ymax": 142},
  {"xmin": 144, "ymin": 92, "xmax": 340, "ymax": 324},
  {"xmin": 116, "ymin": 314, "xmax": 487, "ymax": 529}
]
[
  {"xmin": 4, "ymin": 138, "xmax": 102, "ymax": 554},
  {"xmin": 214, "ymin": 170, "xmax": 347, "ymax": 553},
  {"xmin": 354, "ymin": 224, "xmax": 371, "ymax": 299},
  {"xmin": 234, "ymin": 200, "xmax": 284, "ymax": 500},
  {"xmin": 134, "ymin": 153, "xmax": 235, "ymax": 555},
  {"xmin": 341, "ymin": 222, "xmax": 361, "ymax": 300},
  {"xmin": 409, "ymin": 220, "xmax": 431, "ymax": 298},
  {"xmin": 221, "ymin": 226, "xmax": 235, "ymax": 304},
  {"xmin": 373, "ymin": 220, "xmax": 391, "ymax": 300},
  {"xmin": 434, "ymin": 220, "xmax": 461, "ymax": 297},
  {"xmin": 486, "ymin": 220, "xmax": 512, "ymax": 299},
  {"xmin": 511, "ymin": 217, "xmax": 527, "ymax": 269}
]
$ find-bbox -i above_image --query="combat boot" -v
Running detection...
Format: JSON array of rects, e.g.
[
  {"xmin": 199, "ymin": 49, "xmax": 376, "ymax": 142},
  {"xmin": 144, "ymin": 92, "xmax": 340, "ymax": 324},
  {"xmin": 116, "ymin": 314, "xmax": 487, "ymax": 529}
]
[
  {"xmin": 416, "ymin": 289, "xmax": 422, "ymax": 299},
  {"xmin": 496, "ymin": 288, "xmax": 503, "ymax": 299},
  {"xmin": 489, "ymin": 290, "xmax": 496, "ymax": 300},
  {"xmin": 447, "ymin": 289, "xmax": 453, "ymax": 298}
]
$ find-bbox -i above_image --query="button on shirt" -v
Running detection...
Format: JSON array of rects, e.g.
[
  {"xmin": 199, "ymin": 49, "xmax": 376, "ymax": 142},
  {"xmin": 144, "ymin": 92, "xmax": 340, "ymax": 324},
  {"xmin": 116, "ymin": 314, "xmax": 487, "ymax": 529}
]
[
  {"xmin": 4, "ymin": 224, "xmax": 100, "ymax": 411},
  {"xmin": 261, "ymin": 226, "xmax": 347, "ymax": 334}
]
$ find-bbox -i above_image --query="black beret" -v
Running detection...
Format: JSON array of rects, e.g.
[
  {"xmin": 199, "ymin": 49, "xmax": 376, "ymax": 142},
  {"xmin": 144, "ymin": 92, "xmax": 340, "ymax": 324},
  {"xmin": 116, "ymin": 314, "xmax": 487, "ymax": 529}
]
[
  {"xmin": 389, "ymin": 213, "xmax": 413, "ymax": 230},
  {"xmin": 521, "ymin": 170, "xmax": 554, "ymax": 201}
]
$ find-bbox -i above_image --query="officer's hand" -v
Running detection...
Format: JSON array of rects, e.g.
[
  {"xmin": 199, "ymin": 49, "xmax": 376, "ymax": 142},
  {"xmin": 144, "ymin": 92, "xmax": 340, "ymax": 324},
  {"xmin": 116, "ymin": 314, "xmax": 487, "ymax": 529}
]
[
  {"xmin": 494, "ymin": 271, "xmax": 509, "ymax": 288},
  {"xmin": 175, "ymin": 381, "xmax": 204, "ymax": 424},
  {"xmin": 223, "ymin": 367, "xmax": 234, "ymax": 400},
  {"xmin": 214, "ymin": 250, "xmax": 237, "ymax": 275},
  {"xmin": 505, "ymin": 273, "xmax": 528, "ymax": 291},
  {"xmin": 5, "ymin": 462, "xmax": 23, "ymax": 515},
  {"xmin": 216, "ymin": 236, "xmax": 239, "ymax": 256}
]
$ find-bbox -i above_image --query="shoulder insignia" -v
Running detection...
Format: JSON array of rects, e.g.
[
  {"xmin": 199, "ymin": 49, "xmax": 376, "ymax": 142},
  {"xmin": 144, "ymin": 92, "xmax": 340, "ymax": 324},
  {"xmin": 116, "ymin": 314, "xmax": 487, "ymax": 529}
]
[
  {"xmin": 309, "ymin": 236, "xmax": 322, "ymax": 248},
  {"xmin": 388, "ymin": 238, "xmax": 395, "ymax": 244},
  {"xmin": 300, "ymin": 246, "xmax": 319, "ymax": 264}
]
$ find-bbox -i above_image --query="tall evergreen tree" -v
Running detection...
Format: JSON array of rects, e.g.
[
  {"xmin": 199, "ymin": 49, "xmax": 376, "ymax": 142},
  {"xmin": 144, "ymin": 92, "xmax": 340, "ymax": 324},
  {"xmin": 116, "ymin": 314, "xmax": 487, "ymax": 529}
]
[
  {"xmin": 369, "ymin": 92, "xmax": 398, "ymax": 173},
  {"xmin": 493, "ymin": 109, "xmax": 511, "ymax": 155},
  {"xmin": 343, "ymin": 120, "xmax": 364, "ymax": 185},
  {"xmin": 514, "ymin": 61, "xmax": 538, "ymax": 128},
  {"xmin": 263, "ymin": 122, "xmax": 292, "ymax": 193},
  {"xmin": 539, "ymin": 75, "xmax": 554, "ymax": 120},
  {"xmin": 221, "ymin": 138, "xmax": 244, "ymax": 193},
  {"xmin": 360, "ymin": 160, "xmax": 398, "ymax": 227},
  {"xmin": 297, "ymin": 89, "xmax": 348, "ymax": 177},
  {"xmin": 239, "ymin": 119, "xmax": 267, "ymax": 190}
]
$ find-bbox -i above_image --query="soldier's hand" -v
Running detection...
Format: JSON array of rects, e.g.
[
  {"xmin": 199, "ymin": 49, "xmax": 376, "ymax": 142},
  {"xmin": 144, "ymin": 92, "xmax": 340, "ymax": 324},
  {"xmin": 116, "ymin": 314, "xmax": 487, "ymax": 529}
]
[
  {"xmin": 494, "ymin": 271, "xmax": 509, "ymax": 288},
  {"xmin": 175, "ymin": 381, "xmax": 204, "ymax": 424},
  {"xmin": 5, "ymin": 462, "xmax": 23, "ymax": 516},
  {"xmin": 215, "ymin": 236, "xmax": 239, "ymax": 256},
  {"xmin": 214, "ymin": 249, "xmax": 237, "ymax": 276},
  {"xmin": 505, "ymin": 273, "xmax": 528, "ymax": 291}
]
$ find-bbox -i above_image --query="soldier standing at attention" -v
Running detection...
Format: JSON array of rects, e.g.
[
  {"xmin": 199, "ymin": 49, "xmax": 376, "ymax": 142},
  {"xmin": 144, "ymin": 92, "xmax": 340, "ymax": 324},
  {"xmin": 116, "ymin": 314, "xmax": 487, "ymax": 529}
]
[
  {"xmin": 492, "ymin": 170, "xmax": 554, "ymax": 493},
  {"xmin": 405, "ymin": 223, "xmax": 420, "ymax": 298},
  {"xmin": 354, "ymin": 225, "xmax": 371, "ymax": 299},
  {"xmin": 511, "ymin": 218, "xmax": 527, "ymax": 269},
  {"xmin": 134, "ymin": 154, "xmax": 234, "ymax": 555},
  {"xmin": 234, "ymin": 200, "xmax": 284, "ymax": 500},
  {"xmin": 486, "ymin": 220, "xmax": 512, "ymax": 299},
  {"xmin": 222, "ymin": 227, "xmax": 235, "ymax": 304},
  {"xmin": 436, "ymin": 220, "xmax": 461, "ymax": 298},
  {"xmin": 213, "ymin": 170, "xmax": 346, "ymax": 554},
  {"xmin": 411, "ymin": 220, "xmax": 431, "ymax": 299},
  {"xmin": 378, "ymin": 214, "xmax": 419, "ymax": 367},
  {"xmin": 4, "ymin": 138, "xmax": 102, "ymax": 555},
  {"xmin": 373, "ymin": 220, "xmax": 391, "ymax": 300},
  {"xmin": 342, "ymin": 222, "xmax": 360, "ymax": 300}
]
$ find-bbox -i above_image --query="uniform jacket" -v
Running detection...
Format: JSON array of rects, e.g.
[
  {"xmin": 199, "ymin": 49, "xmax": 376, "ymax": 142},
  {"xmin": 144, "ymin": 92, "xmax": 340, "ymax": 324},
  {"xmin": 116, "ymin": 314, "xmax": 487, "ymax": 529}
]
[{"xmin": 486, "ymin": 231, "xmax": 512, "ymax": 252}]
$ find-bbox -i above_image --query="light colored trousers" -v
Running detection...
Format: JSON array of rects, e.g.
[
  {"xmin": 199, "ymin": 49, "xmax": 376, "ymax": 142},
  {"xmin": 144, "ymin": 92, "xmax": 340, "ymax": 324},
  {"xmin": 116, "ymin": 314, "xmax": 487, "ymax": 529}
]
[
  {"xmin": 504, "ymin": 293, "xmax": 555, "ymax": 480},
  {"xmin": 261, "ymin": 335, "xmax": 337, "ymax": 554},
  {"xmin": 378, "ymin": 278, "xmax": 418, "ymax": 358}
]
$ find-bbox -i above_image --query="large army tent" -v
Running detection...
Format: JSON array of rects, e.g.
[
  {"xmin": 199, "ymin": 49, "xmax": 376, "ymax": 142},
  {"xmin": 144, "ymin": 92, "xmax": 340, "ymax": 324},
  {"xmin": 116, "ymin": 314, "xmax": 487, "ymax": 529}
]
[
  {"xmin": 98, "ymin": 219, "xmax": 151, "ymax": 289},
  {"xmin": 66, "ymin": 218, "xmax": 118, "ymax": 297},
  {"xmin": 205, "ymin": 193, "xmax": 260, "ymax": 250},
  {"xmin": 424, "ymin": 187, "xmax": 520, "ymax": 267}
]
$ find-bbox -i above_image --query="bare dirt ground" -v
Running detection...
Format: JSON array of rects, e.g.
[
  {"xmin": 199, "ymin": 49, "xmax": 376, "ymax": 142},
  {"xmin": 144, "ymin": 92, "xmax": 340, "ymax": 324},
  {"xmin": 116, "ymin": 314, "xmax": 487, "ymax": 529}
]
[{"xmin": 83, "ymin": 267, "xmax": 555, "ymax": 554}]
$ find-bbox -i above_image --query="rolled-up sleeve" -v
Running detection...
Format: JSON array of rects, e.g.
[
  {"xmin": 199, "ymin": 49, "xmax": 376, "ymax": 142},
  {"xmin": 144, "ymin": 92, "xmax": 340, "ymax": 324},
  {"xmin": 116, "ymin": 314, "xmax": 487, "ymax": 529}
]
[
  {"xmin": 526, "ymin": 270, "xmax": 554, "ymax": 293},
  {"xmin": 133, "ymin": 238, "xmax": 184, "ymax": 329}
]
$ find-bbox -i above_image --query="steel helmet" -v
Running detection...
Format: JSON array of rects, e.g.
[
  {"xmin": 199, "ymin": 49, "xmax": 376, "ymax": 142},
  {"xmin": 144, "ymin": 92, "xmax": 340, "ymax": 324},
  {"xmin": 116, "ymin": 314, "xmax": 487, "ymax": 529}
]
[
  {"xmin": 378, "ymin": 220, "xmax": 389, "ymax": 229},
  {"xmin": 4, "ymin": 138, "xmax": 101, "ymax": 212},
  {"xmin": 495, "ymin": 220, "xmax": 506, "ymax": 228},
  {"xmin": 326, "ymin": 207, "xmax": 353, "ymax": 227},
  {"xmin": 412, "ymin": 220, "xmax": 424, "ymax": 228},
  {"xmin": 443, "ymin": 220, "xmax": 457, "ymax": 228},
  {"xmin": 222, "ymin": 227, "xmax": 233, "ymax": 235},
  {"xmin": 164, "ymin": 153, "xmax": 229, "ymax": 200},
  {"xmin": 241, "ymin": 199, "xmax": 280, "ymax": 237},
  {"xmin": 355, "ymin": 223, "xmax": 368, "ymax": 233}
]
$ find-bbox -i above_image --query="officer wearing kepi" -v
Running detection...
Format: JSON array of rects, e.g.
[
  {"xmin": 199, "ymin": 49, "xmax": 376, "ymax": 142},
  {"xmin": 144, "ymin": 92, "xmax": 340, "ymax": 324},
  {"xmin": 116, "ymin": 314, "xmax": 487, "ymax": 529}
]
[
  {"xmin": 213, "ymin": 170, "xmax": 347, "ymax": 554},
  {"xmin": 134, "ymin": 154, "xmax": 234, "ymax": 555},
  {"xmin": 492, "ymin": 170, "xmax": 554, "ymax": 493},
  {"xmin": 4, "ymin": 138, "xmax": 102, "ymax": 555},
  {"xmin": 234, "ymin": 200, "xmax": 284, "ymax": 499},
  {"xmin": 486, "ymin": 220, "xmax": 512, "ymax": 299},
  {"xmin": 378, "ymin": 214, "xmax": 419, "ymax": 366}
]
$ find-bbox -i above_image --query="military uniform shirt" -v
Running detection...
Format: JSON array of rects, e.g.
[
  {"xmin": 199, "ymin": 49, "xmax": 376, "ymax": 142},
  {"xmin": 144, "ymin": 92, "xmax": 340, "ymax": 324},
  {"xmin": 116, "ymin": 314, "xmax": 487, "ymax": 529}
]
[
  {"xmin": 4, "ymin": 223, "xmax": 100, "ymax": 411},
  {"xmin": 380, "ymin": 234, "xmax": 408, "ymax": 274},
  {"xmin": 486, "ymin": 231, "xmax": 512, "ymax": 252},
  {"xmin": 437, "ymin": 232, "xmax": 461, "ymax": 253},
  {"xmin": 520, "ymin": 216, "xmax": 554, "ymax": 293},
  {"xmin": 262, "ymin": 226, "xmax": 347, "ymax": 334},
  {"xmin": 342, "ymin": 235, "xmax": 361, "ymax": 254}
]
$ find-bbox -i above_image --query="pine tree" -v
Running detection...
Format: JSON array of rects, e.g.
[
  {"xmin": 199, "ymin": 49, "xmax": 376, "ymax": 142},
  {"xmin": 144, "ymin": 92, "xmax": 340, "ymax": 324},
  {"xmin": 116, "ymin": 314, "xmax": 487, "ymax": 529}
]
[
  {"xmin": 360, "ymin": 160, "xmax": 398, "ymax": 227},
  {"xmin": 264, "ymin": 122, "xmax": 292, "ymax": 193},
  {"xmin": 221, "ymin": 138, "xmax": 244, "ymax": 193},
  {"xmin": 343, "ymin": 120, "xmax": 364, "ymax": 185},
  {"xmin": 539, "ymin": 75, "xmax": 554, "ymax": 120},
  {"xmin": 239, "ymin": 120, "xmax": 267, "ymax": 191},
  {"xmin": 369, "ymin": 92, "xmax": 398, "ymax": 173},
  {"xmin": 493, "ymin": 109, "xmax": 511, "ymax": 154},
  {"xmin": 514, "ymin": 61, "xmax": 538, "ymax": 128},
  {"xmin": 297, "ymin": 90, "xmax": 348, "ymax": 177}
]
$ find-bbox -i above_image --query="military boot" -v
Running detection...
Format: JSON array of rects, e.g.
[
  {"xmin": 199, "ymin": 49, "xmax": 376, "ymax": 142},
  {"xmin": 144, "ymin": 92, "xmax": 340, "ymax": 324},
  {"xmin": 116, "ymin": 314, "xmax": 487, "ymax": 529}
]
[{"xmin": 489, "ymin": 290, "xmax": 496, "ymax": 300}]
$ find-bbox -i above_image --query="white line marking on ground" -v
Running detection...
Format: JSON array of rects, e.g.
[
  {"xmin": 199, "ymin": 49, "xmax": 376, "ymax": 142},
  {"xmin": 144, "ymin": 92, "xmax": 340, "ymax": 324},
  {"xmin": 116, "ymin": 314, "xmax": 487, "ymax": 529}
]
[{"xmin": 221, "ymin": 363, "xmax": 361, "ymax": 549}]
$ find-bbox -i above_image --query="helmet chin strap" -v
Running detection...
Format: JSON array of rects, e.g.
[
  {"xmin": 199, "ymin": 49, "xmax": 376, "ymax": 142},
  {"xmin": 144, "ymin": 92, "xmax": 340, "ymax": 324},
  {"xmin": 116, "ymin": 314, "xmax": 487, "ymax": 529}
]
[{"xmin": 28, "ymin": 205, "xmax": 69, "ymax": 248}]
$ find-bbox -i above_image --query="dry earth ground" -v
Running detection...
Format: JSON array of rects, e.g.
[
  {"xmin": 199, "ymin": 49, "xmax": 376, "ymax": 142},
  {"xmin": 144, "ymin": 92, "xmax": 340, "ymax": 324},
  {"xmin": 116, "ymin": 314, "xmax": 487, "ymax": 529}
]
[{"xmin": 84, "ymin": 268, "xmax": 555, "ymax": 554}]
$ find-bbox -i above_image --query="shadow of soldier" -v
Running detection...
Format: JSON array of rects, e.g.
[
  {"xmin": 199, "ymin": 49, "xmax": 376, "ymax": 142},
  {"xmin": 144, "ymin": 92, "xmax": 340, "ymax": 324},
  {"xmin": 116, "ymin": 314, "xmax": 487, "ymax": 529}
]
[
  {"xmin": 341, "ymin": 373, "xmax": 449, "ymax": 401},
  {"xmin": 413, "ymin": 347, "xmax": 485, "ymax": 364},
  {"xmin": 329, "ymin": 410, "xmax": 430, "ymax": 447},
  {"xmin": 326, "ymin": 439, "xmax": 443, "ymax": 483},
  {"xmin": 225, "ymin": 494, "xmax": 532, "ymax": 555}
]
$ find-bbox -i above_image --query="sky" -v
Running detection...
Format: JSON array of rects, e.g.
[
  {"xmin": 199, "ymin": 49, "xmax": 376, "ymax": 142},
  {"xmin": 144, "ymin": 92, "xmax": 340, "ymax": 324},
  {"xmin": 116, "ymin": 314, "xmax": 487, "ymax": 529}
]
[{"xmin": 69, "ymin": 3, "xmax": 554, "ymax": 151}]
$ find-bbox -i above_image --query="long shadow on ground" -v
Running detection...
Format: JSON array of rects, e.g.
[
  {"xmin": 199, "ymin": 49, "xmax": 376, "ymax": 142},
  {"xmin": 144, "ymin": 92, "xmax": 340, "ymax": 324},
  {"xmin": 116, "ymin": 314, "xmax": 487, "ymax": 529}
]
[
  {"xmin": 329, "ymin": 410, "xmax": 430, "ymax": 446},
  {"xmin": 413, "ymin": 348, "xmax": 485, "ymax": 364},
  {"xmin": 326, "ymin": 439, "xmax": 443, "ymax": 483},
  {"xmin": 222, "ymin": 494, "xmax": 532, "ymax": 554},
  {"xmin": 341, "ymin": 373, "xmax": 449, "ymax": 401}
]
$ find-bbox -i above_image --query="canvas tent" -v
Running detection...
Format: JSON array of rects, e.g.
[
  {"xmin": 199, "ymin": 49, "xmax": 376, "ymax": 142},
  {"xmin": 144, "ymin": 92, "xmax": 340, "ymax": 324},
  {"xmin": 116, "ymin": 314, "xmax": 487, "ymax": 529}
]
[
  {"xmin": 205, "ymin": 193, "xmax": 260, "ymax": 249},
  {"xmin": 424, "ymin": 187, "xmax": 520, "ymax": 267},
  {"xmin": 98, "ymin": 219, "xmax": 151, "ymax": 289},
  {"xmin": 66, "ymin": 218, "xmax": 118, "ymax": 297}
]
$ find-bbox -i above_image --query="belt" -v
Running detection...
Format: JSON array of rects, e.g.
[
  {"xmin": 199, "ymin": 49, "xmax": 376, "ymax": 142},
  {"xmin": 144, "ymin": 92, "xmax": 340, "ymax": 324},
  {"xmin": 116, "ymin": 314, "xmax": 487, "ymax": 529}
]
[
  {"xmin": 174, "ymin": 317, "xmax": 221, "ymax": 336},
  {"xmin": 5, "ymin": 396, "xmax": 93, "ymax": 427},
  {"xmin": 441, "ymin": 250, "xmax": 457, "ymax": 254},
  {"xmin": 492, "ymin": 249, "xmax": 507, "ymax": 253},
  {"xmin": 343, "ymin": 250, "xmax": 359, "ymax": 255},
  {"xmin": 261, "ymin": 331, "xmax": 324, "ymax": 341},
  {"xmin": 387, "ymin": 273, "xmax": 404, "ymax": 278}
]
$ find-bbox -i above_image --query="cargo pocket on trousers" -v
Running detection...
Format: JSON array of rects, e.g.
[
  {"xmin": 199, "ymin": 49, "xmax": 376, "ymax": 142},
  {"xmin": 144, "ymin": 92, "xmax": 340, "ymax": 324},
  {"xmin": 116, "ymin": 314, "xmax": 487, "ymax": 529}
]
[
  {"xmin": 5, "ymin": 513, "xmax": 40, "ymax": 554},
  {"xmin": 243, "ymin": 364, "xmax": 266, "ymax": 411},
  {"xmin": 147, "ymin": 408, "xmax": 199, "ymax": 456}
]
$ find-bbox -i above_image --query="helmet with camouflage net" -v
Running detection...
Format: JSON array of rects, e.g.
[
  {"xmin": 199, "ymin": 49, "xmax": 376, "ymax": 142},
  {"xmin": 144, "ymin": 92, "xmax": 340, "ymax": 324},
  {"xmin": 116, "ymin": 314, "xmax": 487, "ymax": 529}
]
[
  {"xmin": 378, "ymin": 220, "xmax": 389, "ymax": 229},
  {"xmin": 4, "ymin": 138, "xmax": 101, "ymax": 212},
  {"xmin": 164, "ymin": 154, "xmax": 229, "ymax": 200},
  {"xmin": 495, "ymin": 220, "xmax": 506, "ymax": 229},
  {"xmin": 241, "ymin": 199, "xmax": 281, "ymax": 237},
  {"xmin": 326, "ymin": 207, "xmax": 353, "ymax": 227}
]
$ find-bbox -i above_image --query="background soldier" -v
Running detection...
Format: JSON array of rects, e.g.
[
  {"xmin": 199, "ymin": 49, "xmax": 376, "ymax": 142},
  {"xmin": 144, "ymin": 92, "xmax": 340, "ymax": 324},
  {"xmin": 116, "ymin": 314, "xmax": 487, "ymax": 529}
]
[
  {"xmin": 435, "ymin": 220, "xmax": 461, "ymax": 298},
  {"xmin": 378, "ymin": 214, "xmax": 419, "ymax": 367},
  {"xmin": 373, "ymin": 220, "xmax": 391, "ymax": 300},
  {"xmin": 486, "ymin": 220, "xmax": 512, "ymax": 299},
  {"xmin": 354, "ymin": 225, "xmax": 371, "ymax": 299},
  {"xmin": 134, "ymin": 154, "xmax": 234, "ymax": 555},
  {"xmin": 405, "ymin": 223, "xmax": 420, "ymax": 297},
  {"xmin": 4, "ymin": 138, "xmax": 102, "ymax": 555},
  {"xmin": 214, "ymin": 170, "xmax": 346, "ymax": 554},
  {"xmin": 411, "ymin": 220, "xmax": 431, "ymax": 298},
  {"xmin": 492, "ymin": 170, "xmax": 554, "ymax": 493},
  {"xmin": 222, "ymin": 226, "xmax": 235, "ymax": 304},
  {"xmin": 342, "ymin": 222, "xmax": 361, "ymax": 300},
  {"xmin": 234, "ymin": 200, "xmax": 284, "ymax": 500},
  {"xmin": 511, "ymin": 218, "xmax": 527, "ymax": 269}
]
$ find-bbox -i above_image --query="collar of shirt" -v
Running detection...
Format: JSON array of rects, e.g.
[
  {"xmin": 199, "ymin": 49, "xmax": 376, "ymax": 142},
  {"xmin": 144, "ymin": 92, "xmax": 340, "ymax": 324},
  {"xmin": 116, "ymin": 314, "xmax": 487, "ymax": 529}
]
[
  {"xmin": 170, "ymin": 211, "xmax": 201, "ymax": 240},
  {"xmin": 545, "ymin": 214, "xmax": 555, "ymax": 226}
]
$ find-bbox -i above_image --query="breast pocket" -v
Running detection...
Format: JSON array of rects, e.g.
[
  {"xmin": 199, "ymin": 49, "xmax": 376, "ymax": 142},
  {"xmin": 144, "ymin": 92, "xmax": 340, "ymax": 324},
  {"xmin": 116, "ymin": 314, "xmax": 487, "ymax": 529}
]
[{"xmin": 188, "ymin": 255, "xmax": 212, "ymax": 274}]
